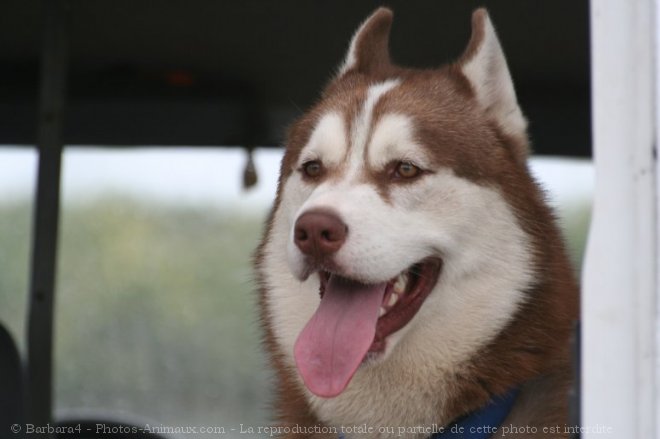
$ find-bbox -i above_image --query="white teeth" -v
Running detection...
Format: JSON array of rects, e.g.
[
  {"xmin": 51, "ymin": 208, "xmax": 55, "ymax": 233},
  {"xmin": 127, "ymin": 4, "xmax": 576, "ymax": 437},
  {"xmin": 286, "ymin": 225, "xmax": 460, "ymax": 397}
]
[
  {"xmin": 379, "ymin": 273, "xmax": 408, "ymax": 318},
  {"xmin": 388, "ymin": 292, "xmax": 399, "ymax": 307},
  {"xmin": 380, "ymin": 294, "xmax": 399, "ymax": 318},
  {"xmin": 393, "ymin": 273, "xmax": 408, "ymax": 294}
]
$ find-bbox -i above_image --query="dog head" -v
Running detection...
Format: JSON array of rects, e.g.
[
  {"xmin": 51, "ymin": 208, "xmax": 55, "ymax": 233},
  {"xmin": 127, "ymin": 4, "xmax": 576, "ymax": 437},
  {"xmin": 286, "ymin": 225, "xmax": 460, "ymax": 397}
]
[{"xmin": 258, "ymin": 7, "xmax": 572, "ymax": 430}]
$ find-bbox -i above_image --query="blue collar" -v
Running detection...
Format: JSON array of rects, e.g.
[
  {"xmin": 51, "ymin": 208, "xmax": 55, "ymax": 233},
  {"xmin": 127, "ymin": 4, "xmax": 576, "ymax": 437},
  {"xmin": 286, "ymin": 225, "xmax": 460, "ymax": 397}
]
[{"xmin": 430, "ymin": 387, "xmax": 519, "ymax": 439}]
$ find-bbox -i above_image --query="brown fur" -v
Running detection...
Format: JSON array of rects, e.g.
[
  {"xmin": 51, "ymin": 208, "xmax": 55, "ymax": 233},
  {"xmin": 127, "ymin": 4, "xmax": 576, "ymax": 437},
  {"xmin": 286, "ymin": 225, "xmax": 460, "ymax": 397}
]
[{"xmin": 255, "ymin": 7, "xmax": 579, "ymax": 438}]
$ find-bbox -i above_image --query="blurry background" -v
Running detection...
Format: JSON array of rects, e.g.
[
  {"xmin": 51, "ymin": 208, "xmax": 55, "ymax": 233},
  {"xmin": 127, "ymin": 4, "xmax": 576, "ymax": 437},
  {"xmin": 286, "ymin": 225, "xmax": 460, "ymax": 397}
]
[
  {"xmin": 0, "ymin": 0, "xmax": 590, "ymax": 435},
  {"xmin": 0, "ymin": 149, "xmax": 591, "ymax": 431}
]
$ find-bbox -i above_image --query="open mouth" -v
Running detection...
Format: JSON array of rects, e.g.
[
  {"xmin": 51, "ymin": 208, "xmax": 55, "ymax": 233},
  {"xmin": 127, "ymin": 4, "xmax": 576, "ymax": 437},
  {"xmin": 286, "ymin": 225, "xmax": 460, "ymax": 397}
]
[
  {"xmin": 319, "ymin": 258, "xmax": 442, "ymax": 352},
  {"xmin": 293, "ymin": 258, "xmax": 442, "ymax": 398}
]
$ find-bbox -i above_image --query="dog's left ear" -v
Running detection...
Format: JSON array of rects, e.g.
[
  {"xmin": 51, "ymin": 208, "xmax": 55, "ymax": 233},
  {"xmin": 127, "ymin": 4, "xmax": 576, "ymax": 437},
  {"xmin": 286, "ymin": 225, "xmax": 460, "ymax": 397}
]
[
  {"xmin": 457, "ymin": 9, "xmax": 528, "ymax": 161},
  {"xmin": 338, "ymin": 7, "xmax": 393, "ymax": 76}
]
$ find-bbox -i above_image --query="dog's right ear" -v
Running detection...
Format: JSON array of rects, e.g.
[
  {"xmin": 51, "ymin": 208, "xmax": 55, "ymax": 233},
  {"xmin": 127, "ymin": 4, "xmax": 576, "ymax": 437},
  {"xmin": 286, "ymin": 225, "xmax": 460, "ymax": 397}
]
[{"xmin": 337, "ymin": 8, "xmax": 393, "ymax": 77}]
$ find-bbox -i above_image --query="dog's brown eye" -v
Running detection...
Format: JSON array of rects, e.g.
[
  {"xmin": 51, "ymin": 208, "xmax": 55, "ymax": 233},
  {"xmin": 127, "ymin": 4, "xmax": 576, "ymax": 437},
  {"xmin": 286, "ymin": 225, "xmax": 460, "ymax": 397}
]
[
  {"xmin": 395, "ymin": 161, "xmax": 421, "ymax": 179},
  {"xmin": 301, "ymin": 160, "xmax": 323, "ymax": 178}
]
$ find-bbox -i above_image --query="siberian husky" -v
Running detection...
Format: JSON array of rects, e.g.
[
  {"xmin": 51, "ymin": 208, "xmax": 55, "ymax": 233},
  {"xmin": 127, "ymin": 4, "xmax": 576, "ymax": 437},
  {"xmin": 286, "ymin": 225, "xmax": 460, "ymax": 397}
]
[{"xmin": 256, "ymin": 7, "xmax": 579, "ymax": 438}]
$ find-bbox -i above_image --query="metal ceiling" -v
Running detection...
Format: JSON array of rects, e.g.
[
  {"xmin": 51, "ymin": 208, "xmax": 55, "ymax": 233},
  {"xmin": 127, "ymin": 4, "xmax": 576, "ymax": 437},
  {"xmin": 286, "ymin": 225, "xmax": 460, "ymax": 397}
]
[{"xmin": 1, "ymin": 0, "xmax": 590, "ymax": 155}]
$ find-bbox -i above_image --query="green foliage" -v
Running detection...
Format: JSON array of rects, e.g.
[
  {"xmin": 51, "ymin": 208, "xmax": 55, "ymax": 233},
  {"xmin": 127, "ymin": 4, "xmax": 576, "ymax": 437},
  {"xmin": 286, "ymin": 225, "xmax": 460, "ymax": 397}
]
[
  {"xmin": 0, "ymin": 201, "xmax": 32, "ymax": 354},
  {"xmin": 55, "ymin": 197, "xmax": 272, "ymax": 428},
  {"xmin": 0, "ymin": 197, "xmax": 272, "ymax": 431}
]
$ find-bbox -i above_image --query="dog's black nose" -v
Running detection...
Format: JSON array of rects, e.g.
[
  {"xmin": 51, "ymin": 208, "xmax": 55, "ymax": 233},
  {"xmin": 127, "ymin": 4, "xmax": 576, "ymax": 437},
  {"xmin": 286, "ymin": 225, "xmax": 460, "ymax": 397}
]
[{"xmin": 294, "ymin": 209, "xmax": 348, "ymax": 258}]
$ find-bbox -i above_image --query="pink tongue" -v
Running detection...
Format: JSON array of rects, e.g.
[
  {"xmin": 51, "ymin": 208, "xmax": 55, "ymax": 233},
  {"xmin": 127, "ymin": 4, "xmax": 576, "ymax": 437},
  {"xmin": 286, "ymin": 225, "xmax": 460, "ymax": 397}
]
[{"xmin": 294, "ymin": 275, "xmax": 387, "ymax": 398}]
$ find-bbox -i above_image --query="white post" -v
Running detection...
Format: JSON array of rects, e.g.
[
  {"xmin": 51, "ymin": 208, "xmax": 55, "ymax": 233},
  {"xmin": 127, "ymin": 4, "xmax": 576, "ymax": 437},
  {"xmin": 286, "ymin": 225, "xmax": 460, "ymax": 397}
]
[{"xmin": 584, "ymin": 0, "xmax": 657, "ymax": 437}]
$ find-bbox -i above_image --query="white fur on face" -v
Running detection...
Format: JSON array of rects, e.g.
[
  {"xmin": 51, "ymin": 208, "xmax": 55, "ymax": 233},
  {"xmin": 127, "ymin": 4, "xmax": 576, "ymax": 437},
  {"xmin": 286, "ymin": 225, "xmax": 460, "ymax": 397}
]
[
  {"xmin": 350, "ymin": 79, "xmax": 401, "ymax": 166},
  {"xmin": 261, "ymin": 82, "xmax": 534, "ymax": 437},
  {"xmin": 310, "ymin": 173, "xmax": 532, "ymax": 434},
  {"xmin": 299, "ymin": 112, "xmax": 347, "ymax": 170},
  {"xmin": 367, "ymin": 113, "xmax": 430, "ymax": 170}
]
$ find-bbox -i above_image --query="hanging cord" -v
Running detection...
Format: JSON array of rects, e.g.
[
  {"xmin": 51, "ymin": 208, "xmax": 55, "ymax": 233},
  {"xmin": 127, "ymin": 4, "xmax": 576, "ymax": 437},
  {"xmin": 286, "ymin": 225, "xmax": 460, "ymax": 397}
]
[{"xmin": 243, "ymin": 146, "xmax": 258, "ymax": 190}]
